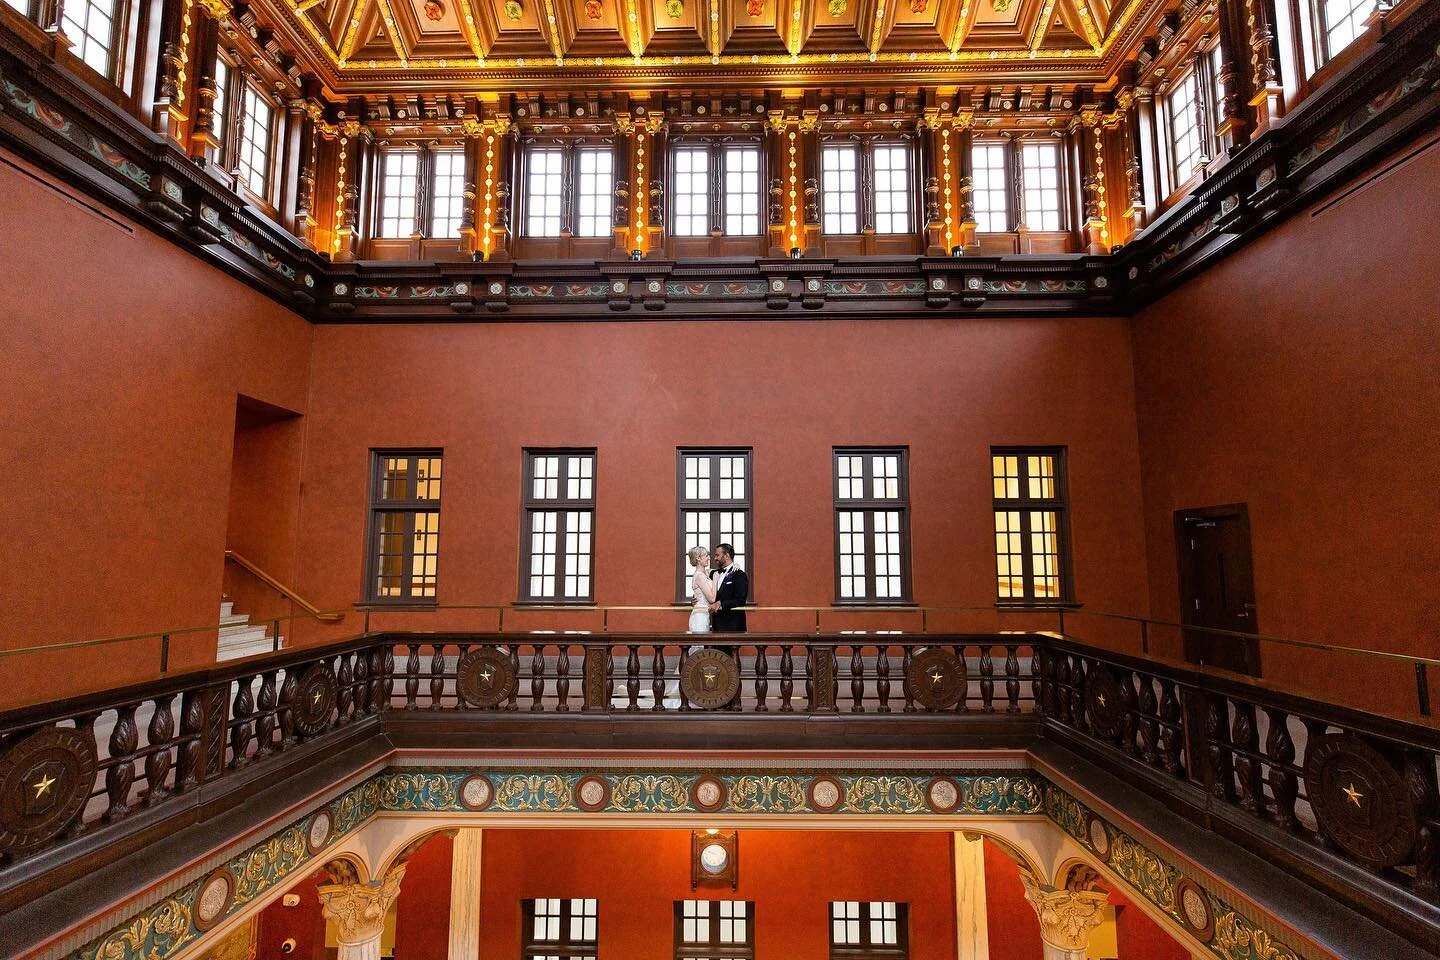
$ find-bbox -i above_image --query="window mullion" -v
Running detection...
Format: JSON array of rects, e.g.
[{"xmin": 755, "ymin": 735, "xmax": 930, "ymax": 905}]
[
  {"xmin": 416, "ymin": 146, "xmax": 432, "ymax": 238},
  {"xmin": 711, "ymin": 144, "xmax": 723, "ymax": 234},
  {"xmin": 562, "ymin": 143, "xmax": 577, "ymax": 236}
]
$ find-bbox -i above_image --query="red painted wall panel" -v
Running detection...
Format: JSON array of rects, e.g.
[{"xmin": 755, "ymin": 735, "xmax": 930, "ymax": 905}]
[
  {"xmin": 1111, "ymin": 888, "xmax": 1189, "ymax": 960},
  {"xmin": 395, "ymin": 833, "xmax": 454, "ymax": 960},
  {"xmin": 982, "ymin": 839, "xmax": 1043, "ymax": 960},
  {"xmin": 254, "ymin": 869, "xmax": 329, "ymax": 960}
]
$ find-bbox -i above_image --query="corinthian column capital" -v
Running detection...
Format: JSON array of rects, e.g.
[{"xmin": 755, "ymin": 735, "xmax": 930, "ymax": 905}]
[
  {"xmin": 1020, "ymin": 873, "xmax": 1108, "ymax": 958},
  {"xmin": 318, "ymin": 865, "xmax": 407, "ymax": 959}
]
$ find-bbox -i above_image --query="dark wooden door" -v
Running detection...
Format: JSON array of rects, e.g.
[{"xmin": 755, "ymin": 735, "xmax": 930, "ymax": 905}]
[{"xmin": 1175, "ymin": 504, "xmax": 1260, "ymax": 676}]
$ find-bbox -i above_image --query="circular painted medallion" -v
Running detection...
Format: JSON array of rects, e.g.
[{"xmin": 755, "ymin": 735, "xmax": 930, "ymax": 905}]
[
  {"xmin": 691, "ymin": 775, "xmax": 727, "ymax": 812},
  {"xmin": 1173, "ymin": 877, "xmax": 1215, "ymax": 940},
  {"xmin": 460, "ymin": 775, "xmax": 495, "ymax": 811},
  {"xmin": 925, "ymin": 777, "xmax": 962, "ymax": 813},
  {"xmin": 306, "ymin": 809, "xmax": 333, "ymax": 854},
  {"xmin": 1303, "ymin": 733, "xmax": 1417, "ymax": 867},
  {"xmin": 808, "ymin": 776, "xmax": 845, "ymax": 813},
  {"xmin": 456, "ymin": 648, "xmax": 517, "ymax": 709},
  {"xmin": 292, "ymin": 663, "xmax": 338, "ymax": 737},
  {"xmin": 193, "ymin": 869, "xmax": 236, "ymax": 931},
  {"xmin": 907, "ymin": 649, "xmax": 965, "ymax": 710},
  {"xmin": 680, "ymin": 650, "xmax": 741, "ymax": 710},
  {"xmin": 1086, "ymin": 665, "xmax": 1127, "ymax": 738},
  {"xmin": 0, "ymin": 727, "xmax": 98, "ymax": 854},
  {"xmin": 574, "ymin": 775, "xmax": 611, "ymax": 811},
  {"xmin": 1086, "ymin": 816, "xmax": 1111, "ymax": 858}
]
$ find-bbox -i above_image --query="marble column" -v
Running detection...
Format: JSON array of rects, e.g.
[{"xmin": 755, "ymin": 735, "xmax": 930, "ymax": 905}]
[
  {"xmin": 1020, "ymin": 873, "xmax": 1108, "ymax": 960},
  {"xmin": 318, "ymin": 864, "xmax": 406, "ymax": 960},
  {"xmin": 954, "ymin": 833, "xmax": 990, "ymax": 960},
  {"xmin": 448, "ymin": 828, "xmax": 484, "ymax": 960}
]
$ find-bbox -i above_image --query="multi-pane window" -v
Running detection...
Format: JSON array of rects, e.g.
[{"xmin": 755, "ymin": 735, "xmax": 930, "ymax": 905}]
[
  {"xmin": 367, "ymin": 451, "xmax": 442, "ymax": 603},
  {"xmin": 210, "ymin": 56, "xmax": 232, "ymax": 163},
  {"xmin": 1168, "ymin": 70, "xmax": 1204, "ymax": 187},
  {"xmin": 992, "ymin": 447, "xmax": 1072, "ymax": 604},
  {"xmin": 675, "ymin": 901, "xmax": 754, "ymax": 960},
  {"xmin": 723, "ymin": 146, "xmax": 761, "ymax": 235},
  {"xmin": 1019, "ymin": 142, "xmax": 1063, "ymax": 231},
  {"xmin": 673, "ymin": 147, "xmax": 710, "ymax": 237},
  {"xmin": 522, "ymin": 899, "xmax": 598, "ymax": 960},
  {"xmin": 834, "ymin": 449, "xmax": 910, "ymax": 603},
  {"xmin": 526, "ymin": 148, "xmax": 565, "ymax": 237},
  {"xmin": 671, "ymin": 144, "xmax": 763, "ymax": 237},
  {"xmin": 830, "ymin": 902, "xmax": 907, "ymax": 959},
  {"xmin": 3, "ymin": 0, "xmax": 29, "ymax": 13},
  {"xmin": 575, "ymin": 147, "xmax": 614, "ymax": 238},
  {"xmin": 1209, "ymin": 45, "xmax": 1226, "ymax": 144},
  {"xmin": 430, "ymin": 149, "xmax": 467, "ymax": 239},
  {"xmin": 677, "ymin": 450, "xmax": 752, "ymax": 601},
  {"xmin": 971, "ymin": 142, "xmax": 1009, "ymax": 233},
  {"xmin": 236, "ymin": 83, "xmax": 274, "ymax": 199},
  {"xmin": 62, "ymin": 0, "xmax": 120, "ymax": 77},
  {"xmin": 821, "ymin": 141, "xmax": 913, "ymax": 235},
  {"xmin": 522, "ymin": 450, "xmax": 596, "ymax": 603},
  {"xmin": 378, "ymin": 149, "xmax": 420, "ymax": 238},
  {"xmin": 1319, "ymin": 0, "xmax": 1372, "ymax": 61}
]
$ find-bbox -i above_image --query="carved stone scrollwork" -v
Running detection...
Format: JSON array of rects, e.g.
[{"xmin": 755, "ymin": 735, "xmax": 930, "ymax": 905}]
[
  {"xmin": 292, "ymin": 663, "xmax": 338, "ymax": 737},
  {"xmin": 318, "ymin": 866, "xmax": 407, "ymax": 958},
  {"xmin": 907, "ymin": 648, "xmax": 964, "ymax": 710},
  {"xmin": 456, "ymin": 647, "xmax": 517, "ymax": 708},
  {"xmin": 1019, "ymin": 873, "xmax": 1109, "ymax": 957},
  {"xmin": 1303, "ymin": 733, "xmax": 1418, "ymax": 868},
  {"xmin": 0, "ymin": 727, "xmax": 98, "ymax": 853},
  {"xmin": 680, "ymin": 649, "xmax": 740, "ymax": 710}
]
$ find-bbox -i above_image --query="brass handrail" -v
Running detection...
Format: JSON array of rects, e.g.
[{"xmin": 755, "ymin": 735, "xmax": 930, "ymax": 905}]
[
  {"xmin": 0, "ymin": 609, "xmax": 351, "ymax": 660},
  {"xmin": 225, "ymin": 550, "xmax": 345, "ymax": 622}
]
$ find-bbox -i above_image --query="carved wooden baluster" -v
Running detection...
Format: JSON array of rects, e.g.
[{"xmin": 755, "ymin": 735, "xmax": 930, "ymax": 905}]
[
  {"xmin": 604, "ymin": 646, "xmax": 615, "ymax": 708},
  {"xmin": 902, "ymin": 647, "xmax": 915, "ymax": 712},
  {"xmin": 177, "ymin": 691, "xmax": 205, "ymax": 790},
  {"xmin": 851, "ymin": 646, "xmax": 865, "ymax": 713},
  {"xmin": 69, "ymin": 713, "xmax": 101, "ymax": 834},
  {"xmin": 1138, "ymin": 677, "xmax": 1160, "ymax": 766},
  {"xmin": 404, "ymin": 644, "xmax": 421, "ymax": 709},
  {"xmin": 1405, "ymin": 751, "xmax": 1439, "ymax": 901},
  {"xmin": 1030, "ymin": 648, "xmax": 1041, "ymax": 712},
  {"xmin": 954, "ymin": 645, "xmax": 970, "ymax": 713},
  {"xmin": 979, "ymin": 645, "xmax": 995, "ymax": 713},
  {"xmin": 254, "ymin": 671, "xmax": 278, "ymax": 759},
  {"xmin": 143, "ymin": 694, "xmax": 175, "ymax": 804},
  {"xmin": 1119, "ymin": 670, "xmax": 1138, "ymax": 755},
  {"xmin": 779, "ymin": 646, "xmax": 795, "ymax": 712},
  {"xmin": 105, "ymin": 705, "xmax": 140, "ymax": 821},
  {"xmin": 1231, "ymin": 700, "xmax": 1263, "ymax": 815},
  {"xmin": 1265, "ymin": 708, "xmax": 1299, "ymax": 830},
  {"xmin": 1004, "ymin": 645, "xmax": 1020, "ymax": 713},
  {"xmin": 1206, "ymin": 694, "xmax": 1237, "ymax": 803},
  {"xmin": 229, "ymin": 679, "xmax": 255, "ymax": 769},
  {"xmin": 351, "ymin": 650, "xmax": 371, "ymax": 715},
  {"xmin": 336, "ymin": 655, "xmax": 355, "ymax": 723},
  {"xmin": 532, "ymin": 646, "xmax": 547, "ymax": 711},
  {"xmin": 875, "ymin": 646, "xmax": 891, "ymax": 713},
  {"xmin": 754, "ymin": 644, "xmax": 769, "ymax": 712},
  {"xmin": 1055, "ymin": 655, "xmax": 1073, "ymax": 725},
  {"xmin": 1159, "ymin": 679, "xmax": 1184, "ymax": 776},
  {"xmin": 626, "ymin": 645, "xmax": 640, "ymax": 712},
  {"xmin": 1070, "ymin": 658, "xmax": 1087, "ymax": 731},
  {"xmin": 374, "ymin": 646, "xmax": 391, "ymax": 712},
  {"xmin": 430, "ymin": 646, "xmax": 446, "ymax": 710},
  {"xmin": 507, "ymin": 647, "xmax": 521, "ymax": 711},
  {"xmin": 651, "ymin": 648, "xmax": 666, "ymax": 712},
  {"xmin": 278, "ymin": 669, "xmax": 299, "ymax": 749},
  {"xmin": 556, "ymin": 645, "xmax": 571, "ymax": 712}
]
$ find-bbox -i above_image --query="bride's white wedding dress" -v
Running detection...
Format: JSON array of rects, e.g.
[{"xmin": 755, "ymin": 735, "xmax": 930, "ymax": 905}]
[{"xmin": 688, "ymin": 569, "xmax": 715, "ymax": 633}]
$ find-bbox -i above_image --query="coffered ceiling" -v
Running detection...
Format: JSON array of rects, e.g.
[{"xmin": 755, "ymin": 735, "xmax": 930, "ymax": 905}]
[{"xmin": 249, "ymin": 0, "xmax": 1167, "ymax": 91}]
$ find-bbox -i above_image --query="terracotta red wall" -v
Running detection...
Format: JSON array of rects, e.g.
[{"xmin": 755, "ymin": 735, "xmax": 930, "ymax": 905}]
[
  {"xmin": 478, "ymin": 829, "xmax": 955, "ymax": 960},
  {"xmin": 0, "ymin": 151, "xmax": 313, "ymax": 704},
  {"xmin": 1111, "ymin": 888, "xmax": 1189, "ymax": 960},
  {"xmin": 254, "ymin": 869, "xmax": 329, "ymax": 960},
  {"xmin": 395, "ymin": 833, "xmax": 454, "ymax": 960},
  {"xmin": 982, "ymin": 839, "xmax": 1044, "ymax": 960},
  {"xmin": 296, "ymin": 317, "xmax": 1148, "ymax": 635},
  {"xmin": 1130, "ymin": 139, "xmax": 1440, "ymax": 714}
]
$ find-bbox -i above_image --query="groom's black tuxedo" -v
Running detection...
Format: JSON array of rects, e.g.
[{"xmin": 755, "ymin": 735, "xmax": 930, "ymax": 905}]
[{"xmin": 711, "ymin": 566, "xmax": 749, "ymax": 633}]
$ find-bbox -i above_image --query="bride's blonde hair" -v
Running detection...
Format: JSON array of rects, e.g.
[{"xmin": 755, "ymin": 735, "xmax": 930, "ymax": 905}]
[{"xmin": 686, "ymin": 545, "xmax": 709, "ymax": 566}]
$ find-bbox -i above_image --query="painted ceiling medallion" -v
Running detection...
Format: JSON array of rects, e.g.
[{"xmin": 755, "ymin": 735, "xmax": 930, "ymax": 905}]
[
  {"xmin": 665, "ymin": 0, "xmax": 682, "ymax": 16},
  {"xmin": 584, "ymin": 0, "xmax": 602, "ymax": 19},
  {"xmin": 423, "ymin": 0, "xmax": 444, "ymax": 20},
  {"xmin": 827, "ymin": 0, "xmax": 845, "ymax": 14},
  {"xmin": 746, "ymin": 0, "xmax": 762, "ymax": 16},
  {"xmin": 504, "ymin": 0, "xmax": 523, "ymax": 20},
  {"xmin": 910, "ymin": 0, "xmax": 927, "ymax": 11},
  {"xmin": 992, "ymin": 0, "xmax": 1014, "ymax": 10}
]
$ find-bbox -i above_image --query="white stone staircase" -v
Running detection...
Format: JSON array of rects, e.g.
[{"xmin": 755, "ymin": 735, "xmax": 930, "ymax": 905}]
[{"xmin": 216, "ymin": 600, "xmax": 282, "ymax": 661}]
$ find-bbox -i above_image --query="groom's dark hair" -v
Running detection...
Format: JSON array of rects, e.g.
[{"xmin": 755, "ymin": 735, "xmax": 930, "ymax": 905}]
[{"xmin": 716, "ymin": 543, "xmax": 734, "ymax": 561}]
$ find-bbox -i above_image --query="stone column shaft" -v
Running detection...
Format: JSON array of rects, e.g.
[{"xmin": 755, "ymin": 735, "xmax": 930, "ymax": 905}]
[{"xmin": 448, "ymin": 829, "xmax": 484, "ymax": 960}]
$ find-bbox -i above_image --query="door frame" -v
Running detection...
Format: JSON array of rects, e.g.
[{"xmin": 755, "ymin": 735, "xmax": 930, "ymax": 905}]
[{"xmin": 1173, "ymin": 502, "xmax": 1261, "ymax": 676}]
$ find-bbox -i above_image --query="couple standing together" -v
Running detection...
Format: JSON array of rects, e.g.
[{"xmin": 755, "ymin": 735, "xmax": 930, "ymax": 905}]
[{"xmin": 686, "ymin": 544, "xmax": 748, "ymax": 634}]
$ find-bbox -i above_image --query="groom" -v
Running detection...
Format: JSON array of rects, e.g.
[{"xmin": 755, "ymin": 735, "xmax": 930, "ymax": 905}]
[{"xmin": 709, "ymin": 543, "xmax": 748, "ymax": 633}]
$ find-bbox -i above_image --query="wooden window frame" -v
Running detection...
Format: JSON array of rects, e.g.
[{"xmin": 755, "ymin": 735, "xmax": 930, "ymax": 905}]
[
  {"xmin": 1314, "ymin": 0, "xmax": 1375, "ymax": 64},
  {"xmin": 521, "ymin": 898, "xmax": 598, "ymax": 960},
  {"xmin": 970, "ymin": 137, "xmax": 1072, "ymax": 234},
  {"xmin": 828, "ymin": 901, "xmax": 908, "ymax": 960},
  {"xmin": 667, "ymin": 139, "xmax": 766, "ymax": 238},
  {"xmin": 519, "ymin": 448, "xmax": 598, "ymax": 605},
  {"xmin": 674, "ymin": 900, "xmax": 755, "ymax": 960},
  {"xmin": 819, "ymin": 136, "xmax": 918, "ymax": 236},
  {"xmin": 363, "ymin": 449, "xmax": 443, "ymax": 606},
  {"xmin": 519, "ymin": 140, "xmax": 616, "ymax": 239},
  {"xmin": 369, "ymin": 145, "xmax": 467, "ymax": 241},
  {"xmin": 210, "ymin": 50, "xmax": 238, "ymax": 168},
  {"xmin": 832, "ymin": 447, "xmax": 912, "ymax": 606},
  {"xmin": 991, "ymin": 445, "xmax": 1076, "ymax": 608},
  {"xmin": 675, "ymin": 448, "xmax": 754, "ymax": 603},
  {"xmin": 60, "ymin": 0, "xmax": 132, "ymax": 83},
  {"xmin": 235, "ymin": 78, "xmax": 277, "ymax": 204}
]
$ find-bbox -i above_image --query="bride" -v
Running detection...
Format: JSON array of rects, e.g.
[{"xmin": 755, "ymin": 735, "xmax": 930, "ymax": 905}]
[{"xmin": 686, "ymin": 545, "xmax": 718, "ymax": 633}]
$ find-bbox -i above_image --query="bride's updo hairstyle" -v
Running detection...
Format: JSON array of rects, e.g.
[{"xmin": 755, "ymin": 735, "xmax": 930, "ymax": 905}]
[{"xmin": 686, "ymin": 545, "xmax": 709, "ymax": 566}]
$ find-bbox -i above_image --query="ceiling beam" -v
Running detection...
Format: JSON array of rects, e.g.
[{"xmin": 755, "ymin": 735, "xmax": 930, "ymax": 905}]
[
  {"xmin": 1069, "ymin": 0, "xmax": 1103, "ymax": 50},
  {"xmin": 1028, "ymin": 0, "xmax": 1057, "ymax": 52},
  {"xmin": 945, "ymin": 0, "xmax": 980, "ymax": 57},
  {"xmin": 535, "ymin": 0, "xmax": 567, "ymax": 59},
  {"xmin": 456, "ymin": 0, "xmax": 489, "ymax": 59},
  {"xmin": 372, "ymin": 0, "xmax": 410, "ymax": 61},
  {"xmin": 337, "ymin": 0, "xmax": 368, "ymax": 61},
  {"xmin": 294, "ymin": 0, "xmax": 324, "ymax": 12}
]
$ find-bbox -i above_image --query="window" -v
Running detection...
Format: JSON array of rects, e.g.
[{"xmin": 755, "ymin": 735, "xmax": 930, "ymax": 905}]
[
  {"xmin": 1319, "ymin": 0, "xmax": 1372, "ymax": 61},
  {"xmin": 575, "ymin": 147, "xmax": 614, "ymax": 238},
  {"xmin": 522, "ymin": 899, "xmax": 597, "ymax": 960},
  {"xmin": 378, "ymin": 149, "xmax": 420, "ymax": 238},
  {"xmin": 236, "ymin": 83, "xmax": 274, "ymax": 199},
  {"xmin": 3, "ymin": 0, "xmax": 29, "ymax": 14},
  {"xmin": 675, "ymin": 901, "xmax": 754, "ymax": 960},
  {"xmin": 523, "ymin": 145, "xmax": 615, "ymax": 238},
  {"xmin": 522, "ymin": 450, "xmax": 596, "ymax": 603},
  {"xmin": 1209, "ymin": 44, "xmax": 1226, "ymax": 146},
  {"xmin": 830, "ymin": 902, "xmax": 907, "ymax": 959},
  {"xmin": 430, "ymin": 149, "xmax": 468, "ymax": 239},
  {"xmin": 62, "ymin": 0, "xmax": 120, "ymax": 77},
  {"xmin": 668, "ymin": 142, "xmax": 762, "ymax": 238},
  {"xmin": 1167, "ymin": 70, "xmax": 1204, "ymax": 187},
  {"xmin": 821, "ymin": 140, "xmax": 913, "ymax": 235},
  {"xmin": 211, "ymin": 56, "xmax": 232, "ymax": 164},
  {"xmin": 526, "ymin": 147, "xmax": 565, "ymax": 237},
  {"xmin": 992, "ymin": 447, "xmax": 1072, "ymax": 604},
  {"xmin": 366, "ymin": 451, "xmax": 442, "ymax": 603},
  {"xmin": 724, "ymin": 146, "xmax": 761, "ymax": 235},
  {"xmin": 971, "ymin": 142, "xmax": 1009, "ymax": 233},
  {"xmin": 677, "ymin": 450, "xmax": 752, "ymax": 601},
  {"xmin": 1020, "ymin": 142, "xmax": 1063, "ymax": 231},
  {"xmin": 834, "ymin": 449, "xmax": 910, "ymax": 603},
  {"xmin": 673, "ymin": 147, "xmax": 710, "ymax": 237}
]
